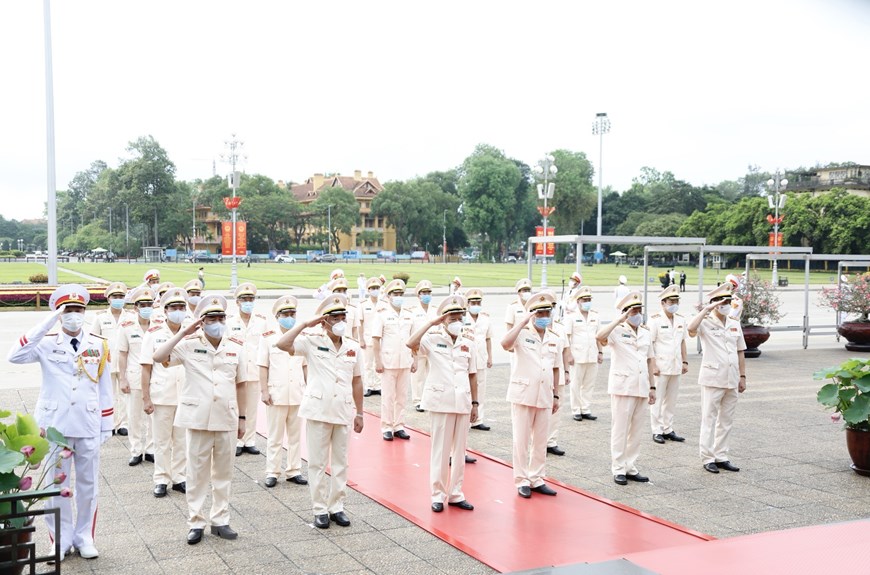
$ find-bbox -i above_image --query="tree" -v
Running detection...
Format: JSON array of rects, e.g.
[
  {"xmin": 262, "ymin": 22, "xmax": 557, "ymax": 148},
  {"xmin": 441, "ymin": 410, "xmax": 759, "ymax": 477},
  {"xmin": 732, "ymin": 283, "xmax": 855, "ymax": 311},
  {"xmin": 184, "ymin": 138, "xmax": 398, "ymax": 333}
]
[
  {"xmin": 311, "ymin": 187, "xmax": 359, "ymax": 253},
  {"xmin": 546, "ymin": 150, "xmax": 596, "ymax": 236}
]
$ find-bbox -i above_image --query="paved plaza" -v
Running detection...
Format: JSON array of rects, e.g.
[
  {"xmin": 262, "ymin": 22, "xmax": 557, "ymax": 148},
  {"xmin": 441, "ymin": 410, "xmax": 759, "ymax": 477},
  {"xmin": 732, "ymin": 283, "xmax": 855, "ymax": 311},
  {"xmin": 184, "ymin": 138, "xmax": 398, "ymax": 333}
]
[{"xmin": 1, "ymin": 286, "xmax": 868, "ymax": 574}]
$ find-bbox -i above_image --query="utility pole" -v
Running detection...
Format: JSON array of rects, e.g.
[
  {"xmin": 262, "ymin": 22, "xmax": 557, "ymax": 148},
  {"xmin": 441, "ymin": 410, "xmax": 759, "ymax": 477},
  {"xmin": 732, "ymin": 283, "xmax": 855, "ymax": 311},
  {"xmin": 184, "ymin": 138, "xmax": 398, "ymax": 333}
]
[{"xmin": 222, "ymin": 134, "xmax": 245, "ymax": 288}]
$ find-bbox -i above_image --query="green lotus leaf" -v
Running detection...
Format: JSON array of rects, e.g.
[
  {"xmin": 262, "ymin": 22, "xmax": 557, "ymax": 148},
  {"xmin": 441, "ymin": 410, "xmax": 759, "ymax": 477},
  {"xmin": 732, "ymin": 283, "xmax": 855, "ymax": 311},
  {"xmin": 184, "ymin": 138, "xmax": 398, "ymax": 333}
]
[
  {"xmin": 843, "ymin": 394, "xmax": 870, "ymax": 426},
  {"xmin": 817, "ymin": 383, "xmax": 840, "ymax": 407},
  {"xmin": 7, "ymin": 434, "xmax": 50, "ymax": 465},
  {"xmin": 15, "ymin": 413, "xmax": 41, "ymax": 437},
  {"xmin": 0, "ymin": 448, "xmax": 25, "ymax": 474},
  {"xmin": 45, "ymin": 427, "xmax": 71, "ymax": 449}
]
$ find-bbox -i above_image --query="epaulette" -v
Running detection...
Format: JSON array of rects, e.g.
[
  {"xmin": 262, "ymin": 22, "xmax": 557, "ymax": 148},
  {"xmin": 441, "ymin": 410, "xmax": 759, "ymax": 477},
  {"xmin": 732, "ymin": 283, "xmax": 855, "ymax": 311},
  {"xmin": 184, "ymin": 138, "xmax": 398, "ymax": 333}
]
[
  {"xmin": 184, "ymin": 333, "xmax": 200, "ymax": 340},
  {"xmin": 650, "ymin": 313, "xmax": 662, "ymax": 319},
  {"xmin": 262, "ymin": 330, "xmax": 275, "ymax": 338},
  {"xmin": 480, "ymin": 311, "xmax": 489, "ymax": 316},
  {"xmin": 147, "ymin": 325, "xmax": 162, "ymax": 333},
  {"xmin": 120, "ymin": 320, "xmax": 134, "ymax": 327},
  {"xmin": 152, "ymin": 318, "xmax": 165, "ymax": 324},
  {"xmin": 228, "ymin": 337, "xmax": 244, "ymax": 346},
  {"xmin": 255, "ymin": 313, "xmax": 266, "ymax": 319},
  {"xmin": 464, "ymin": 333, "xmax": 476, "ymax": 342},
  {"xmin": 47, "ymin": 332, "xmax": 57, "ymax": 336},
  {"xmin": 342, "ymin": 336, "xmax": 359, "ymax": 343}
]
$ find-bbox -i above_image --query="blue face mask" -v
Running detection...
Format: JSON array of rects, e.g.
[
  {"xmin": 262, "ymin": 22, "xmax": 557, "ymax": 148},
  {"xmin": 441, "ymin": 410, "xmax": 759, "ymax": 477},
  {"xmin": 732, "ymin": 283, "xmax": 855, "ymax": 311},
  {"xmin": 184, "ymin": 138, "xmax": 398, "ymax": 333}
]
[
  {"xmin": 391, "ymin": 296, "xmax": 404, "ymax": 308},
  {"xmin": 138, "ymin": 307, "xmax": 153, "ymax": 320},
  {"xmin": 534, "ymin": 317, "xmax": 552, "ymax": 329},
  {"xmin": 110, "ymin": 298, "xmax": 125, "ymax": 310},
  {"xmin": 580, "ymin": 302, "xmax": 592, "ymax": 312},
  {"xmin": 278, "ymin": 316, "xmax": 296, "ymax": 330},
  {"xmin": 240, "ymin": 302, "xmax": 255, "ymax": 314},
  {"xmin": 420, "ymin": 294, "xmax": 432, "ymax": 305},
  {"xmin": 468, "ymin": 305, "xmax": 482, "ymax": 315}
]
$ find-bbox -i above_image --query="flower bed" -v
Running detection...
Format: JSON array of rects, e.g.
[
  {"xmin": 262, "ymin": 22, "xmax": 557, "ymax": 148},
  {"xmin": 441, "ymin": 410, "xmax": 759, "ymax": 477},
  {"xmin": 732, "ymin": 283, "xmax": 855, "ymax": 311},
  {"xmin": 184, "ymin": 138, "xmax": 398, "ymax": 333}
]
[{"xmin": 0, "ymin": 286, "xmax": 108, "ymax": 310}]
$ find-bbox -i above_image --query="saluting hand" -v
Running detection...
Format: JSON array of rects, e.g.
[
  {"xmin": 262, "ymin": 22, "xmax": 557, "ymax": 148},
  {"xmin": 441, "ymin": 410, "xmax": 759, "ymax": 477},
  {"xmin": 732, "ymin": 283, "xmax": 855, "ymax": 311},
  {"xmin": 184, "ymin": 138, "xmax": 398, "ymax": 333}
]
[{"xmin": 182, "ymin": 319, "xmax": 202, "ymax": 336}]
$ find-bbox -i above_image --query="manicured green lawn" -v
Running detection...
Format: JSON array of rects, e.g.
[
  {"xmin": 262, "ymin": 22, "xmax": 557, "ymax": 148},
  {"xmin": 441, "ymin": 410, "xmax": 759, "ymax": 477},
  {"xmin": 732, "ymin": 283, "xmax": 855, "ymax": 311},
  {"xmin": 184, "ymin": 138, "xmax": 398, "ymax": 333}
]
[{"xmin": 0, "ymin": 263, "xmax": 86, "ymax": 285}]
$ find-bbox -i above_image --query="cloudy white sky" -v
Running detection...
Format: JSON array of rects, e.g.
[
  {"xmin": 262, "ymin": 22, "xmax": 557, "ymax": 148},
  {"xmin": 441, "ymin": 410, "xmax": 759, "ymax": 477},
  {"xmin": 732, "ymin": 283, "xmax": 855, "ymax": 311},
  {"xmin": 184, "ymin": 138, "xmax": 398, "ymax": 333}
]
[{"xmin": 3, "ymin": 0, "xmax": 868, "ymax": 221}]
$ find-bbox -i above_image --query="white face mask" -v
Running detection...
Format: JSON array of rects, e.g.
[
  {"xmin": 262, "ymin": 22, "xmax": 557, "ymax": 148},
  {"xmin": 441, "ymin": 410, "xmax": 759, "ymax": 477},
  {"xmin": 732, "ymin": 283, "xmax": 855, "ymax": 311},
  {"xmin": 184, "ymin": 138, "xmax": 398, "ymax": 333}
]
[
  {"xmin": 368, "ymin": 289, "xmax": 380, "ymax": 298},
  {"xmin": 167, "ymin": 310, "xmax": 187, "ymax": 325},
  {"xmin": 188, "ymin": 296, "xmax": 201, "ymax": 307},
  {"xmin": 519, "ymin": 292, "xmax": 531, "ymax": 302},
  {"xmin": 202, "ymin": 322, "xmax": 225, "ymax": 339},
  {"xmin": 60, "ymin": 312, "xmax": 85, "ymax": 332},
  {"xmin": 391, "ymin": 296, "xmax": 404, "ymax": 308},
  {"xmin": 717, "ymin": 304, "xmax": 731, "ymax": 317},
  {"xmin": 446, "ymin": 321, "xmax": 463, "ymax": 336},
  {"xmin": 666, "ymin": 304, "xmax": 679, "ymax": 314},
  {"xmin": 627, "ymin": 314, "xmax": 642, "ymax": 327},
  {"xmin": 329, "ymin": 320, "xmax": 347, "ymax": 336},
  {"xmin": 138, "ymin": 307, "xmax": 153, "ymax": 320}
]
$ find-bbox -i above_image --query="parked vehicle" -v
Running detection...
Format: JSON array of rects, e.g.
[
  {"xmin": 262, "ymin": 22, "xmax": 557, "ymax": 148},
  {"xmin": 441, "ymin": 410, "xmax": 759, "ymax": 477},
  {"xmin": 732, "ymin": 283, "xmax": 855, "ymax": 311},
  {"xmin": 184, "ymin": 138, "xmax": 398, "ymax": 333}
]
[
  {"xmin": 274, "ymin": 255, "xmax": 296, "ymax": 263},
  {"xmin": 312, "ymin": 253, "xmax": 337, "ymax": 263}
]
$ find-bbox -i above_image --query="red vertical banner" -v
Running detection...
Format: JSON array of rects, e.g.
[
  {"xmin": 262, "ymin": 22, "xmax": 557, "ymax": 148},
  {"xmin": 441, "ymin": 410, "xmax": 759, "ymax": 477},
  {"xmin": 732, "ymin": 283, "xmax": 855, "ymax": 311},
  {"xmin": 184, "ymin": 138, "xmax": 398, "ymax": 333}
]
[
  {"xmin": 545, "ymin": 227, "xmax": 555, "ymax": 256},
  {"xmin": 221, "ymin": 221, "xmax": 233, "ymax": 256},
  {"xmin": 768, "ymin": 232, "xmax": 783, "ymax": 247},
  {"xmin": 535, "ymin": 227, "xmax": 544, "ymax": 256},
  {"xmin": 534, "ymin": 227, "xmax": 556, "ymax": 256},
  {"xmin": 235, "ymin": 221, "xmax": 247, "ymax": 255}
]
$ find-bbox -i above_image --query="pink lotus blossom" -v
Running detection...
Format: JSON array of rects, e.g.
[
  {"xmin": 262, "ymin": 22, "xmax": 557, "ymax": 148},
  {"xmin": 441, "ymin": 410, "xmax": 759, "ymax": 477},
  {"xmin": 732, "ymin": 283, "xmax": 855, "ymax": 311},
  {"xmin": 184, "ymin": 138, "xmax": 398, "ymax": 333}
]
[
  {"xmin": 20, "ymin": 445, "xmax": 35, "ymax": 458},
  {"xmin": 39, "ymin": 427, "xmax": 46, "ymax": 438},
  {"xmin": 59, "ymin": 487, "xmax": 72, "ymax": 498},
  {"xmin": 60, "ymin": 448, "xmax": 73, "ymax": 459},
  {"xmin": 18, "ymin": 476, "xmax": 33, "ymax": 491},
  {"xmin": 53, "ymin": 472, "xmax": 67, "ymax": 484},
  {"xmin": 831, "ymin": 413, "xmax": 841, "ymax": 422}
]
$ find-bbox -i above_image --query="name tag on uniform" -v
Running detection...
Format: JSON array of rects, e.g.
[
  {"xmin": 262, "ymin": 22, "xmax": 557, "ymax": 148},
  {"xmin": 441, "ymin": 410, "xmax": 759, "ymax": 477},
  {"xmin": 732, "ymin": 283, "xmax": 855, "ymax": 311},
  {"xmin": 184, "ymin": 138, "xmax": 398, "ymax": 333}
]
[
  {"xmin": 622, "ymin": 333, "xmax": 632, "ymax": 338},
  {"xmin": 317, "ymin": 346, "xmax": 330, "ymax": 352},
  {"xmin": 661, "ymin": 325, "xmax": 669, "ymax": 329},
  {"xmin": 524, "ymin": 338, "xmax": 536, "ymax": 344},
  {"xmin": 194, "ymin": 349, "xmax": 208, "ymax": 354},
  {"xmin": 232, "ymin": 326, "xmax": 242, "ymax": 331},
  {"xmin": 156, "ymin": 338, "xmax": 166, "ymax": 344},
  {"xmin": 730, "ymin": 327, "xmax": 738, "ymax": 332},
  {"xmin": 436, "ymin": 343, "xmax": 448, "ymax": 349},
  {"xmin": 130, "ymin": 334, "xmax": 141, "ymax": 339},
  {"xmin": 52, "ymin": 349, "xmax": 67, "ymax": 355}
]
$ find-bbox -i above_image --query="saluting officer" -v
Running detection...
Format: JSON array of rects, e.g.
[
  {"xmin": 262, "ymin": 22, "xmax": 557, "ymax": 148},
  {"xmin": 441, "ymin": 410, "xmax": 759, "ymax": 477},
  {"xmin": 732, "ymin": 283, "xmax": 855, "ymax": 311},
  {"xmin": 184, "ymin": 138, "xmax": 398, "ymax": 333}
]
[
  {"xmin": 152, "ymin": 295, "xmax": 248, "ymax": 545},
  {"xmin": 90, "ymin": 281, "xmax": 130, "ymax": 436},
  {"xmin": 140, "ymin": 288, "xmax": 189, "ymax": 498},
  {"xmin": 372, "ymin": 279, "xmax": 414, "ymax": 441},
  {"xmin": 464, "ymin": 288, "xmax": 492, "ymax": 431},
  {"xmin": 408, "ymin": 279, "xmax": 437, "ymax": 413},
  {"xmin": 258, "ymin": 296, "xmax": 308, "ymax": 488},
  {"xmin": 501, "ymin": 291, "xmax": 563, "ymax": 499},
  {"xmin": 8, "ymin": 285, "xmax": 114, "ymax": 560},
  {"xmin": 648, "ymin": 285, "xmax": 689, "ymax": 444},
  {"xmin": 503, "ymin": 278, "xmax": 533, "ymax": 330},
  {"xmin": 687, "ymin": 283, "xmax": 747, "ymax": 474},
  {"xmin": 327, "ymin": 277, "xmax": 361, "ymax": 340},
  {"xmin": 565, "ymin": 286, "xmax": 603, "ymax": 422},
  {"xmin": 359, "ymin": 276, "xmax": 383, "ymax": 396},
  {"xmin": 596, "ymin": 291, "xmax": 656, "ymax": 486},
  {"xmin": 276, "ymin": 294, "xmax": 364, "ymax": 529},
  {"xmin": 227, "ymin": 282, "xmax": 267, "ymax": 456},
  {"xmin": 407, "ymin": 295, "xmax": 478, "ymax": 512}
]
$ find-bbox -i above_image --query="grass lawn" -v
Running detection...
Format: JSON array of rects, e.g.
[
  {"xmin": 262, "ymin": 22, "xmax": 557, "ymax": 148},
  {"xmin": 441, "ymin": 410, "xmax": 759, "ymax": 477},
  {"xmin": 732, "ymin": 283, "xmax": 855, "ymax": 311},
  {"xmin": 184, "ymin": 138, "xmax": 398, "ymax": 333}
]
[{"xmin": 0, "ymin": 260, "xmax": 842, "ymax": 290}]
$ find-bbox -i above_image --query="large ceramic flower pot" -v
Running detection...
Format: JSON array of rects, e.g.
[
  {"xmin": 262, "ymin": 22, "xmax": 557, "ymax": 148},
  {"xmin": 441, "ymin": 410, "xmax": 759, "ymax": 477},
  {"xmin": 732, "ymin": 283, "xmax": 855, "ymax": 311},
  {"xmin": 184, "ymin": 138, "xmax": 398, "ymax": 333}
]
[
  {"xmin": 846, "ymin": 428, "xmax": 870, "ymax": 477},
  {"xmin": 838, "ymin": 321, "xmax": 870, "ymax": 352},
  {"xmin": 741, "ymin": 325, "xmax": 770, "ymax": 358}
]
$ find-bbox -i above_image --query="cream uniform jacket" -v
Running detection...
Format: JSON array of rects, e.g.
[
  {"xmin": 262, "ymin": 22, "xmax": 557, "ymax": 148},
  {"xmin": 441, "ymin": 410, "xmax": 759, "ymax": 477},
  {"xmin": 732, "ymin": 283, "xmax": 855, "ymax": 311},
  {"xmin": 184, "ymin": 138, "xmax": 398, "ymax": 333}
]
[
  {"xmin": 409, "ymin": 302, "xmax": 439, "ymax": 337},
  {"xmin": 360, "ymin": 298, "xmax": 380, "ymax": 345},
  {"xmin": 648, "ymin": 312, "xmax": 688, "ymax": 376},
  {"xmin": 565, "ymin": 309, "xmax": 601, "ymax": 363},
  {"xmin": 372, "ymin": 304, "xmax": 414, "ymax": 369},
  {"xmin": 463, "ymin": 312, "xmax": 492, "ymax": 366},
  {"xmin": 696, "ymin": 316, "xmax": 747, "ymax": 389},
  {"xmin": 227, "ymin": 312, "xmax": 268, "ymax": 382},
  {"xmin": 506, "ymin": 325, "xmax": 564, "ymax": 409},
  {"xmin": 257, "ymin": 329, "xmax": 306, "ymax": 406},
  {"xmin": 605, "ymin": 323, "xmax": 654, "ymax": 397},
  {"xmin": 418, "ymin": 327, "xmax": 478, "ymax": 413},
  {"xmin": 503, "ymin": 300, "xmax": 526, "ymax": 328},
  {"xmin": 118, "ymin": 317, "xmax": 162, "ymax": 390},
  {"xmin": 140, "ymin": 323, "xmax": 184, "ymax": 406},
  {"xmin": 90, "ymin": 309, "xmax": 130, "ymax": 375},
  {"xmin": 294, "ymin": 327, "xmax": 362, "ymax": 426},
  {"xmin": 166, "ymin": 332, "xmax": 247, "ymax": 431}
]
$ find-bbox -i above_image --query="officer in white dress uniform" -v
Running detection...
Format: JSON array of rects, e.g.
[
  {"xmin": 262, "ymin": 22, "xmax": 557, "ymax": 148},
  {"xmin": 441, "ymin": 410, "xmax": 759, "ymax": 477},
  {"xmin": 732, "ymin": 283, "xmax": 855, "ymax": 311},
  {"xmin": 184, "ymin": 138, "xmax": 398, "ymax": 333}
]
[
  {"xmin": 359, "ymin": 276, "xmax": 383, "ymax": 396},
  {"xmin": 152, "ymin": 295, "xmax": 248, "ymax": 545},
  {"xmin": 183, "ymin": 279, "xmax": 203, "ymax": 320},
  {"xmin": 407, "ymin": 295, "xmax": 479, "ymax": 512},
  {"xmin": 141, "ymin": 288, "xmax": 188, "ymax": 498},
  {"xmin": 565, "ymin": 286, "xmax": 603, "ymax": 422},
  {"xmin": 327, "ymin": 277, "xmax": 361, "ymax": 340},
  {"xmin": 464, "ymin": 288, "xmax": 492, "ymax": 431},
  {"xmin": 648, "ymin": 285, "xmax": 689, "ymax": 444},
  {"xmin": 276, "ymin": 295, "xmax": 364, "ymax": 529},
  {"xmin": 8, "ymin": 284, "xmax": 113, "ymax": 560},
  {"xmin": 687, "ymin": 283, "xmax": 747, "ymax": 474},
  {"xmin": 503, "ymin": 278, "xmax": 533, "ymax": 330},
  {"xmin": 90, "ymin": 282, "xmax": 130, "ymax": 435},
  {"xmin": 372, "ymin": 279, "xmax": 414, "ymax": 441},
  {"xmin": 408, "ymin": 279, "xmax": 437, "ymax": 412},
  {"xmin": 150, "ymin": 281, "xmax": 175, "ymax": 323},
  {"xmin": 258, "ymin": 296, "xmax": 308, "ymax": 488},
  {"xmin": 596, "ymin": 291, "xmax": 657, "ymax": 486},
  {"xmin": 501, "ymin": 291, "xmax": 563, "ymax": 499}
]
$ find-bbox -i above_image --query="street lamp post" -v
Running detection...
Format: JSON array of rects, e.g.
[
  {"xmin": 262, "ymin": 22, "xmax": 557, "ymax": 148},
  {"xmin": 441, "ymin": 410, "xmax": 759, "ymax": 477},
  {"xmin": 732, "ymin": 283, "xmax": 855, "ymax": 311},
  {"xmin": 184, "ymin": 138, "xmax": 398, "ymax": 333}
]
[
  {"xmin": 442, "ymin": 210, "xmax": 447, "ymax": 264},
  {"xmin": 534, "ymin": 155, "xmax": 557, "ymax": 288},
  {"xmin": 766, "ymin": 171, "xmax": 788, "ymax": 285},
  {"xmin": 591, "ymin": 112, "xmax": 610, "ymax": 255},
  {"xmin": 326, "ymin": 205, "xmax": 333, "ymax": 254},
  {"xmin": 222, "ymin": 134, "xmax": 245, "ymax": 289},
  {"xmin": 125, "ymin": 204, "xmax": 130, "ymax": 263}
]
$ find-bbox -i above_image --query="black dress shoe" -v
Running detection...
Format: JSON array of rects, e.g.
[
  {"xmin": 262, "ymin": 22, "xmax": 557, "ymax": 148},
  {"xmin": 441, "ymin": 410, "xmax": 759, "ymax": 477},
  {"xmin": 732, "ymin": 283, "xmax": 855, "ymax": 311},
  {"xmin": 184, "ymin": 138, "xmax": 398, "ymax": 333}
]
[
  {"xmin": 242, "ymin": 446, "xmax": 261, "ymax": 455},
  {"xmin": 573, "ymin": 414, "xmax": 583, "ymax": 421},
  {"xmin": 314, "ymin": 514, "xmax": 329, "ymax": 529},
  {"xmin": 144, "ymin": 453, "xmax": 155, "ymax": 463},
  {"xmin": 287, "ymin": 475, "xmax": 308, "ymax": 485},
  {"xmin": 128, "ymin": 455, "xmax": 143, "ymax": 466},
  {"xmin": 394, "ymin": 430, "xmax": 411, "ymax": 440},
  {"xmin": 431, "ymin": 502, "xmax": 444, "ymax": 512},
  {"xmin": 663, "ymin": 431, "xmax": 686, "ymax": 442},
  {"xmin": 329, "ymin": 511, "xmax": 351, "ymax": 527},
  {"xmin": 415, "ymin": 405, "xmax": 425, "ymax": 412},
  {"xmin": 116, "ymin": 427, "xmax": 128, "ymax": 436},
  {"xmin": 471, "ymin": 423, "xmax": 491, "ymax": 431},
  {"xmin": 531, "ymin": 484, "xmax": 557, "ymax": 496},
  {"xmin": 716, "ymin": 460, "xmax": 740, "ymax": 472},
  {"xmin": 581, "ymin": 413, "xmax": 598, "ymax": 421},
  {"xmin": 546, "ymin": 445, "xmax": 565, "ymax": 456},
  {"xmin": 517, "ymin": 486, "xmax": 532, "ymax": 498},
  {"xmin": 448, "ymin": 500, "xmax": 474, "ymax": 510},
  {"xmin": 653, "ymin": 434, "xmax": 666, "ymax": 444},
  {"xmin": 703, "ymin": 462, "xmax": 720, "ymax": 473},
  {"xmin": 614, "ymin": 474, "xmax": 628, "ymax": 485},
  {"xmin": 382, "ymin": 431, "xmax": 393, "ymax": 441},
  {"xmin": 626, "ymin": 473, "xmax": 650, "ymax": 482},
  {"xmin": 187, "ymin": 528, "xmax": 204, "ymax": 545},
  {"xmin": 464, "ymin": 455, "xmax": 477, "ymax": 464},
  {"xmin": 172, "ymin": 482, "xmax": 186, "ymax": 493},
  {"xmin": 210, "ymin": 525, "xmax": 238, "ymax": 539},
  {"xmin": 235, "ymin": 446, "xmax": 243, "ymax": 456},
  {"xmin": 364, "ymin": 389, "xmax": 374, "ymax": 397},
  {"xmin": 153, "ymin": 484, "xmax": 167, "ymax": 498},
  {"xmin": 372, "ymin": 389, "xmax": 381, "ymax": 395},
  {"xmin": 264, "ymin": 477, "xmax": 277, "ymax": 488}
]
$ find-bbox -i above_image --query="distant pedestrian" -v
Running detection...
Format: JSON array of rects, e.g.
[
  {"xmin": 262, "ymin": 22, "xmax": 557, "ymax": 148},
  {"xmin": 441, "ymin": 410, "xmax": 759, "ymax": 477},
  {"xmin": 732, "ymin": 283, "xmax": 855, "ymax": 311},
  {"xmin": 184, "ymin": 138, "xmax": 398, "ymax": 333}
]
[
  {"xmin": 669, "ymin": 269, "xmax": 677, "ymax": 286},
  {"xmin": 679, "ymin": 271, "xmax": 686, "ymax": 292},
  {"xmin": 357, "ymin": 273, "xmax": 366, "ymax": 300},
  {"xmin": 614, "ymin": 275, "xmax": 630, "ymax": 308}
]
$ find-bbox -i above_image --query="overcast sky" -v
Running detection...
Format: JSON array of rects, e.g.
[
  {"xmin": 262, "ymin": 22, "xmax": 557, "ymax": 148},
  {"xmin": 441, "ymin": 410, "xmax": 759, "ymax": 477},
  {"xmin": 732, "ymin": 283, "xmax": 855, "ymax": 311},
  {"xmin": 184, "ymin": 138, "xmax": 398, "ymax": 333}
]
[{"xmin": 3, "ymin": 0, "xmax": 868, "ymax": 222}]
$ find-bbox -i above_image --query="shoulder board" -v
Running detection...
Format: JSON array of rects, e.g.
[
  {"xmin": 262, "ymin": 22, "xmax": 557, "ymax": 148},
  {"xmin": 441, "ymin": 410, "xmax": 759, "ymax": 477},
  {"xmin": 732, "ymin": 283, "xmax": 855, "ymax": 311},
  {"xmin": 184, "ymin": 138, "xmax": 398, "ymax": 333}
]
[
  {"xmin": 152, "ymin": 318, "xmax": 165, "ymax": 324},
  {"xmin": 255, "ymin": 313, "xmax": 266, "ymax": 319},
  {"xmin": 479, "ymin": 311, "xmax": 489, "ymax": 317},
  {"xmin": 639, "ymin": 324, "xmax": 649, "ymax": 331},
  {"xmin": 120, "ymin": 320, "xmax": 134, "ymax": 327},
  {"xmin": 262, "ymin": 330, "xmax": 276, "ymax": 338},
  {"xmin": 90, "ymin": 333, "xmax": 106, "ymax": 340},
  {"xmin": 184, "ymin": 333, "xmax": 200, "ymax": 340},
  {"xmin": 47, "ymin": 332, "xmax": 58, "ymax": 336},
  {"xmin": 650, "ymin": 313, "xmax": 662, "ymax": 319},
  {"xmin": 228, "ymin": 337, "xmax": 244, "ymax": 346},
  {"xmin": 343, "ymin": 336, "xmax": 359, "ymax": 343},
  {"xmin": 464, "ymin": 334, "xmax": 475, "ymax": 341},
  {"xmin": 147, "ymin": 325, "xmax": 162, "ymax": 333}
]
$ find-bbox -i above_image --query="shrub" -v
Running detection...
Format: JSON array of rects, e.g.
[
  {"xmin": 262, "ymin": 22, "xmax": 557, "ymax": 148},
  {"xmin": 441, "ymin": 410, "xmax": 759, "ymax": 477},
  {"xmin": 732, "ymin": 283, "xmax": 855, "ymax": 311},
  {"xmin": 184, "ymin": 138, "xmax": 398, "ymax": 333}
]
[
  {"xmin": 28, "ymin": 274, "xmax": 48, "ymax": 284},
  {"xmin": 392, "ymin": 272, "xmax": 410, "ymax": 284}
]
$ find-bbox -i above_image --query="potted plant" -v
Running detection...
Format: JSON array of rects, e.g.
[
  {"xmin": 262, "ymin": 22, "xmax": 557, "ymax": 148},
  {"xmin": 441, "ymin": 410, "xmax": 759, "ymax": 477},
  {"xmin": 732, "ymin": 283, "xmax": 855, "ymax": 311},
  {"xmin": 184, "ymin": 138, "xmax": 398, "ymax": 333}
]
[
  {"xmin": 815, "ymin": 358, "xmax": 870, "ymax": 476},
  {"xmin": 819, "ymin": 272, "xmax": 870, "ymax": 351},
  {"xmin": 734, "ymin": 273, "xmax": 783, "ymax": 358},
  {"xmin": 0, "ymin": 410, "xmax": 72, "ymax": 573}
]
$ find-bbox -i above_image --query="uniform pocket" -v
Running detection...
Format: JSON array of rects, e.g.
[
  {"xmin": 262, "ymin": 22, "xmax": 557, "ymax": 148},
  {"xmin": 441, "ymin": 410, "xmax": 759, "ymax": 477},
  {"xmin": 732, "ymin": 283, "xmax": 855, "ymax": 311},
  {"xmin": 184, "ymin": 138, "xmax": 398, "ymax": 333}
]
[
  {"xmin": 179, "ymin": 396, "xmax": 200, "ymax": 407},
  {"xmin": 86, "ymin": 401, "xmax": 98, "ymax": 414}
]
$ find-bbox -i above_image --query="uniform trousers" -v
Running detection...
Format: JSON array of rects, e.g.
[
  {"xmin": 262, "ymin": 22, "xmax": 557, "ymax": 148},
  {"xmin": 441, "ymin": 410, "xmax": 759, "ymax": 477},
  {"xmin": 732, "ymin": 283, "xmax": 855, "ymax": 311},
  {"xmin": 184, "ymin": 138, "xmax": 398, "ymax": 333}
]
[
  {"xmin": 237, "ymin": 380, "xmax": 260, "ymax": 447},
  {"xmin": 380, "ymin": 368, "xmax": 409, "ymax": 433},
  {"xmin": 650, "ymin": 374, "xmax": 681, "ymax": 435},
  {"xmin": 429, "ymin": 412, "xmax": 470, "ymax": 503},
  {"xmin": 151, "ymin": 404, "xmax": 186, "ymax": 486},
  {"xmin": 510, "ymin": 403, "xmax": 549, "ymax": 488},
  {"xmin": 112, "ymin": 372, "xmax": 128, "ymax": 430},
  {"xmin": 469, "ymin": 368, "xmax": 488, "ymax": 426},
  {"xmin": 46, "ymin": 436, "xmax": 100, "ymax": 552},
  {"xmin": 363, "ymin": 345, "xmax": 381, "ymax": 391},
  {"xmin": 410, "ymin": 356, "xmax": 429, "ymax": 407},
  {"xmin": 185, "ymin": 428, "xmax": 234, "ymax": 529},
  {"xmin": 127, "ymin": 389, "xmax": 153, "ymax": 456},
  {"xmin": 306, "ymin": 419, "xmax": 349, "ymax": 515},
  {"xmin": 547, "ymin": 406, "xmax": 560, "ymax": 448},
  {"xmin": 610, "ymin": 394, "xmax": 646, "ymax": 475},
  {"xmin": 699, "ymin": 386, "xmax": 738, "ymax": 464},
  {"xmin": 266, "ymin": 404, "xmax": 303, "ymax": 478},
  {"xmin": 570, "ymin": 362, "xmax": 598, "ymax": 415}
]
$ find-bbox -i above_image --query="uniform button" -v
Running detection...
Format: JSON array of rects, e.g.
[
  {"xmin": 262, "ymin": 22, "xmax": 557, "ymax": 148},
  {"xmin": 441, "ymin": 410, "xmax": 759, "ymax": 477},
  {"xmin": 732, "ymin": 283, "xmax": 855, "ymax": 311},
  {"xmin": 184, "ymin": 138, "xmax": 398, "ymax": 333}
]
[{"xmin": 71, "ymin": 401, "xmax": 75, "ymax": 405}]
